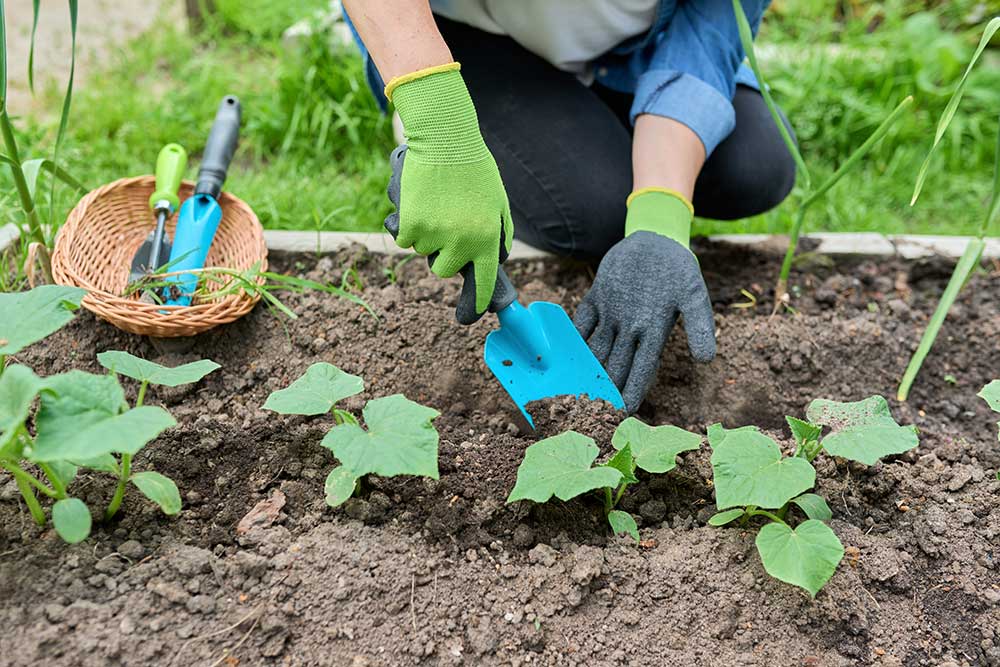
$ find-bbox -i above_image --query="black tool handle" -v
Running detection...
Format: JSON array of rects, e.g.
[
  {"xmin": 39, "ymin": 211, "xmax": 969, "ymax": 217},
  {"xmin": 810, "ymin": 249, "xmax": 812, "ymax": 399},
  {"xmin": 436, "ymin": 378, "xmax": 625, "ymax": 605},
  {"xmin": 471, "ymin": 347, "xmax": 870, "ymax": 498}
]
[{"xmin": 194, "ymin": 95, "xmax": 241, "ymax": 199}]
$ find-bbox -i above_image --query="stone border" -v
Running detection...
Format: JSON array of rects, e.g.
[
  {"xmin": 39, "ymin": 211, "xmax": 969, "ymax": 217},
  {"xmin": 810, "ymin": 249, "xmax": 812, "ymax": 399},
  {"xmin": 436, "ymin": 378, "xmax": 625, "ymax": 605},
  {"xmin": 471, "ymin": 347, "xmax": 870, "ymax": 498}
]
[
  {"xmin": 260, "ymin": 230, "xmax": 1000, "ymax": 261},
  {"xmin": 3, "ymin": 224, "xmax": 997, "ymax": 261}
]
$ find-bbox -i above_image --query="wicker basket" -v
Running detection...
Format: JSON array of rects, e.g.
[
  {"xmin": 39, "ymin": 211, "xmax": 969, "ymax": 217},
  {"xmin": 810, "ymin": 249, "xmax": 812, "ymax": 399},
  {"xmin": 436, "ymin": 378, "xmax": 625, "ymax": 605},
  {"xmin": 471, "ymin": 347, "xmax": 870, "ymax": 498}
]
[{"xmin": 52, "ymin": 175, "xmax": 268, "ymax": 337}]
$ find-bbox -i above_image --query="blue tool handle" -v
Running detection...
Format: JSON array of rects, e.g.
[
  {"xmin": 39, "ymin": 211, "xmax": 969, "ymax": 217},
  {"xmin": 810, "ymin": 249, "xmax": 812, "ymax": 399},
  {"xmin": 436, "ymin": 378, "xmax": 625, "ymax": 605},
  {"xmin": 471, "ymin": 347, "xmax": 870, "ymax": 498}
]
[
  {"xmin": 162, "ymin": 195, "xmax": 222, "ymax": 307},
  {"xmin": 194, "ymin": 96, "xmax": 241, "ymax": 200}
]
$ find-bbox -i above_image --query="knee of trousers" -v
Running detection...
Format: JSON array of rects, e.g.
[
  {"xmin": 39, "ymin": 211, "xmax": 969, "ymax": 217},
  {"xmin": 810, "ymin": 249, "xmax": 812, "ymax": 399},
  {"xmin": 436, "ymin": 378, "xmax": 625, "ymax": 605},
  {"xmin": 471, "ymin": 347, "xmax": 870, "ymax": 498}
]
[{"xmin": 513, "ymin": 189, "xmax": 626, "ymax": 260}]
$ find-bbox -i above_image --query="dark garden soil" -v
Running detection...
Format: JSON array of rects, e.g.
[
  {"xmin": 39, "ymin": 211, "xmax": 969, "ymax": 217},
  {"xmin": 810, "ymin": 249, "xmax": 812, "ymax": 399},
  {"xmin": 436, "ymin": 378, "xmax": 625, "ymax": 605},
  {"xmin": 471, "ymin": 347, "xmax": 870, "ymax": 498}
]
[{"xmin": 2, "ymin": 240, "xmax": 999, "ymax": 667}]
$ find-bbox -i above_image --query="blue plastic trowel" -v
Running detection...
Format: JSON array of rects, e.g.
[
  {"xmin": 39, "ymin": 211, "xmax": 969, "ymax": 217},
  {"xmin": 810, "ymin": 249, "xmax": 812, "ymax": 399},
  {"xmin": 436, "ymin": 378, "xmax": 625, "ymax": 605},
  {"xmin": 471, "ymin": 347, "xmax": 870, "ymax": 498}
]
[
  {"xmin": 469, "ymin": 267, "xmax": 625, "ymax": 427},
  {"xmin": 383, "ymin": 146, "xmax": 623, "ymax": 427},
  {"xmin": 162, "ymin": 96, "xmax": 242, "ymax": 307}
]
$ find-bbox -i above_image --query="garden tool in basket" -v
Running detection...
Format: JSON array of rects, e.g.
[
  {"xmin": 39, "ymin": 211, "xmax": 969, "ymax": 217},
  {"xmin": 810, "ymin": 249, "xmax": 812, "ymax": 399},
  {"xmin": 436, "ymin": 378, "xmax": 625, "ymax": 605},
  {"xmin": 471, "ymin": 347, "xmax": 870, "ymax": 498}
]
[
  {"xmin": 128, "ymin": 144, "xmax": 187, "ymax": 282},
  {"xmin": 162, "ymin": 95, "xmax": 242, "ymax": 307},
  {"xmin": 384, "ymin": 148, "xmax": 624, "ymax": 428}
]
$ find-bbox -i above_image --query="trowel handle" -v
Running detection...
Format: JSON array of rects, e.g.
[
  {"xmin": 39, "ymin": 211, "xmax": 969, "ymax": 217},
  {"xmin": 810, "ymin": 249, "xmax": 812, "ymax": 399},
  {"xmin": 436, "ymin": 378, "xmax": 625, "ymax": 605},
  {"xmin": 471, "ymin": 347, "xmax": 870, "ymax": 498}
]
[
  {"xmin": 455, "ymin": 264, "xmax": 517, "ymax": 325},
  {"xmin": 194, "ymin": 95, "xmax": 241, "ymax": 200},
  {"xmin": 149, "ymin": 144, "xmax": 187, "ymax": 213}
]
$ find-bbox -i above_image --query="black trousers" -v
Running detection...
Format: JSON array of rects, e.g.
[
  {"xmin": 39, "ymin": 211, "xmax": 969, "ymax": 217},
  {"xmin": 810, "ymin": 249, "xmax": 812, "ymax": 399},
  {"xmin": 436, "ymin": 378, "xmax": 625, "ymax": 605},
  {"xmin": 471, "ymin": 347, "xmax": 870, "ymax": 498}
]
[{"xmin": 436, "ymin": 16, "xmax": 797, "ymax": 259}]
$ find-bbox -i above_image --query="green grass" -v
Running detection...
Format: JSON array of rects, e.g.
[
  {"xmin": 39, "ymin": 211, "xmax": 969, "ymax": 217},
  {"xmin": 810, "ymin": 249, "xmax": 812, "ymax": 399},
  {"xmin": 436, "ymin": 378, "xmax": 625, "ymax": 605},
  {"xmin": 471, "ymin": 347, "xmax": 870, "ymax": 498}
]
[{"xmin": 3, "ymin": 0, "xmax": 999, "ymax": 241}]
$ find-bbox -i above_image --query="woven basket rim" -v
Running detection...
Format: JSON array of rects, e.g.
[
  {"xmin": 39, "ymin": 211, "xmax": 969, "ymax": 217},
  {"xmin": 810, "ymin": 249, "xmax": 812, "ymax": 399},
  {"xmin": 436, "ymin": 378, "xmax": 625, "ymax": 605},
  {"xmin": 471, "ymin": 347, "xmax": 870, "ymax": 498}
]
[{"xmin": 51, "ymin": 175, "xmax": 268, "ymax": 337}]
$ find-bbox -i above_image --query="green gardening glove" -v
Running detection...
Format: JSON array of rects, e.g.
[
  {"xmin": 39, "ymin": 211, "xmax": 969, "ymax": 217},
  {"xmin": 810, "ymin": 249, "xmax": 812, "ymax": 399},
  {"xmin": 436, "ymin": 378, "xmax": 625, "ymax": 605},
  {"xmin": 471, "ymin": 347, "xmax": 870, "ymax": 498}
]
[
  {"xmin": 385, "ymin": 63, "xmax": 514, "ymax": 315},
  {"xmin": 574, "ymin": 188, "xmax": 715, "ymax": 412}
]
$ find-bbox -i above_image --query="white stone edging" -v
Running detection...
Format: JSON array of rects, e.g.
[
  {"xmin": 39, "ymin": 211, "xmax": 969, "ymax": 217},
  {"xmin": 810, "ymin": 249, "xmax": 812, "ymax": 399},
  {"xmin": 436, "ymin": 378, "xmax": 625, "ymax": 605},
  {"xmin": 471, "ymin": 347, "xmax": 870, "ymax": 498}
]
[{"xmin": 2, "ymin": 224, "xmax": 997, "ymax": 262}]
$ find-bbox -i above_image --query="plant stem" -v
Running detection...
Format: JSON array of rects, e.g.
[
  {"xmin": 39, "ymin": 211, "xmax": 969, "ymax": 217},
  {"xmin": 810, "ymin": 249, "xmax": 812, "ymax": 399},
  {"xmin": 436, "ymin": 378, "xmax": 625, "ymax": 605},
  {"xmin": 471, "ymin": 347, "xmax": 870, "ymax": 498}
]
[
  {"xmin": 747, "ymin": 508, "xmax": 787, "ymax": 525},
  {"xmin": 37, "ymin": 463, "xmax": 68, "ymax": 499},
  {"xmin": 603, "ymin": 487, "xmax": 614, "ymax": 515},
  {"xmin": 105, "ymin": 454, "xmax": 131, "ymax": 521},
  {"xmin": 0, "ymin": 460, "xmax": 59, "ymax": 498},
  {"xmin": 897, "ymin": 239, "xmax": 986, "ymax": 401},
  {"xmin": 612, "ymin": 481, "xmax": 629, "ymax": 508},
  {"xmin": 1, "ymin": 111, "xmax": 53, "ymax": 281},
  {"xmin": 136, "ymin": 380, "xmax": 149, "ymax": 408},
  {"xmin": 13, "ymin": 474, "xmax": 47, "ymax": 526}
]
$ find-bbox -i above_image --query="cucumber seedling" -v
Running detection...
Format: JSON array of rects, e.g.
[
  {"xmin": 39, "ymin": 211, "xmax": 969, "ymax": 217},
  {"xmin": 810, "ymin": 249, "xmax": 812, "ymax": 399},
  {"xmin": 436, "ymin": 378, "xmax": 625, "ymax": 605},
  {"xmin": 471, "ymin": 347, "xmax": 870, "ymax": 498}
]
[
  {"xmin": 263, "ymin": 363, "xmax": 441, "ymax": 507},
  {"xmin": 980, "ymin": 381, "xmax": 1000, "ymax": 440},
  {"xmin": 507, "ymin": 418, "xmax": 701, "ymax": 542},
  {"xmin": 0, "ymin": 285, "xmax": 86, "ymax": 371},
  {"xmin": 708, "ymin": 395, "xmax": 918, "ymax": 596},
  {"xmin": 1, "ymin": 351, "xmax": 217, "ymax": 543}
]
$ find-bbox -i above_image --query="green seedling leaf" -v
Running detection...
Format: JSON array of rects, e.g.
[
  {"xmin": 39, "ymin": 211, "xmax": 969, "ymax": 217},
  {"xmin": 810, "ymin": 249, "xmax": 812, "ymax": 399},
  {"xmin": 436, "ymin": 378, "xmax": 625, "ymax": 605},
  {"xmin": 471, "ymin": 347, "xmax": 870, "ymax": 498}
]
[
  {"xmin": 51, "ymin": 498, "xmax": 92, "ymax": 544},
  {"xmin": 980, "ymin": 381, "xmax": 1000, "ymax": 441},
  {"xmin": 806, "ymin": 396, "xmax": 918, "ymax": 465},
  {"xmin": 755, "ymin": 519, "xmax": 844, "ymax": 597},
  {"xmin": 322, "ymin": 394, "xmax": 440, "ymax": 480},
  {"xmin": 979, "ymin": 381, "xmax": 1000, "ymax": 412},
  {"xmin": 611, "ymin": 417, "xmax": 701, "ymax": 474},
  {"xmin": 790, "ymin": 493, "xmax": 833, "ymax": 521},
  {"xmin": 786, "ymin": 417, "xmax": 821, "ymax": 448},
  {"xmin": 709, "ymin": 509, "xmax": 746, "ymax": 526},
  {"xmin": 604, "ymin": 442, "xmax": 639, "ymax": 486},
  {"xmin": 264, "ymin": 362, "xmax": 364, "ymax": 416},
  {"xmin": 0, "ymin": 364, "xmax": 43, "ymax": 454},
  {"xmin": 71, "ymin": 454, "xmax": 119, "ymax": 474},
  {"xmin": 130, "ymin": 471, "xmax": 181, "ymax": 515},
  {"xmin": 608, "ymin": 510, "xmax": 639, "ymax": 542},
  {"xmin": 47, "ymin": 460, "xmax": 78, "ymax": 488},
  {"xmin": 708, "ymin": 424, "xmax": 815, "ymax": 510},
  {"xmin": 507, "ymin": 431, "xmax": 623, "ymax": 504},
  {"xmin": 97, "ymin": 351, "xmax": 220, "ymax": 387},
  {"xmin": 0, "ymin": 285, "xmax": 87, "ymax": 355},
  {"xmin": 324, "ymin": 466, "xmax": 358, "ymax": 507},
  {"xmin": 31, "ymin": 371, "xmax": 176, "ymax": 462}
]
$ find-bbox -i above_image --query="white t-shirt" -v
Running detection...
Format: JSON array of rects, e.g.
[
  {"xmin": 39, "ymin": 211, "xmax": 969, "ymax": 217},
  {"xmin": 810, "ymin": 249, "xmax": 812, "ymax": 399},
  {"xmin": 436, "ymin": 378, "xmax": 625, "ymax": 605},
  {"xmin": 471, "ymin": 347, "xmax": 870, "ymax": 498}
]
[{"xmin": 429, "ymin": 0, "xmax": 659, "ymax": 80}]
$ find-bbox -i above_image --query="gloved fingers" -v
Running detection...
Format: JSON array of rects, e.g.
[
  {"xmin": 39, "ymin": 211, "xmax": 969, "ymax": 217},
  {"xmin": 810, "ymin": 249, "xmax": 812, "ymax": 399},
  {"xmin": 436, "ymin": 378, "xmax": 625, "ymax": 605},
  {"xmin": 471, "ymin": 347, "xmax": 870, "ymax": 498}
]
[
  {"xmin": 383, "ymin": 210, "xmax": 400, "ymax": 240},
  {"xmin": 622, "ymin": 329, "xmax": 668, "ymax": 414},
  {"xmin": 588, "ymin": 319, "xmax": 616, "ymax": 366},
  {"xmin": 500, "ymin": 204, "xmax": 514, "ymax": 260},
  {"xmin": 680, "ymin": 288, "xmax": 717, "ymax": 363},
  {"xmin": 606, "ymin": 330, "xmax": 639, "ymax": 391},
  {"xmin": 469, "ymin": 254, "xmax": 500, "ymax": 314},
  {"xmin": 573, "ymin": 298, "xmax": 598, "ymax": 340},
  {"xmin": 386, "ymin": 145, "xmax": 407, "ymax": 211},
  {"xmin": 384, "ymin": 145, "xmax": 407, "ymax": 243},
  {"xmin": 429, "ymin": 247, "xmax": 469, "ymax": 278}
]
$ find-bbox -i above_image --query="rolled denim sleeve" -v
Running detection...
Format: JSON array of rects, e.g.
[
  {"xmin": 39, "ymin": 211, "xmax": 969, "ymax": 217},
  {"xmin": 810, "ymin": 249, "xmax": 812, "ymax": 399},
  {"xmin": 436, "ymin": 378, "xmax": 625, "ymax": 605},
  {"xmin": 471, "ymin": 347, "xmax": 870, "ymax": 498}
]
[{"xmin": 630, "ymin": 1, "xmax": 770, "ymax": 156}]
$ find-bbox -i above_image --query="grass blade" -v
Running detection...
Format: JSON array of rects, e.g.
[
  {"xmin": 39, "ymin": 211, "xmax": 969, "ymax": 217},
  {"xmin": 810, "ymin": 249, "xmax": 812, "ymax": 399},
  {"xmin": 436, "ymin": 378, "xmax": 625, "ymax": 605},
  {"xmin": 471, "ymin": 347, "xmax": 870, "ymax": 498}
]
[
  {"xmin": 22, "ymin": 158, "xmax": 87, "ymax": 199},
  {"xmin": 28, "ymin": 0, "xmax": 39, "ymax": 93},
  {"xmin": 985, "ymin": 113, "xmax": 1000, "ymax": 236},
  {"xmin": 47, "ymin": 0, "xmax": 77, "ymax": 229},
  {"xmin": 731, "ymin": 0, "xmax": 810, "ymax": 188},
  {"xmin": 802, "ymin": 97, "xmax": 913, "ymax": 209},
  {"xmin": 911, "ymin": 17, "xmax": 1000, "ymax": 206},
  {"xmin": 1, "ymin": 0, "xmax": 7, "ymax": 113},
  {"xmin": 896, "ymin": 239, "xmax": 986, "ymax": 401}
]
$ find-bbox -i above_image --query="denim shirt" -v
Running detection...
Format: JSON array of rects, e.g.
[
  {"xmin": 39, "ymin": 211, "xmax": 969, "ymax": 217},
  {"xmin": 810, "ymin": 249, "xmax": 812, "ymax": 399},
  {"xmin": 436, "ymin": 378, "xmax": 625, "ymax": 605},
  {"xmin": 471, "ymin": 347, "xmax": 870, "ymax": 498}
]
[{"xmin": 343, "ymin": 1, "xmax": 769, "ymax": 157}]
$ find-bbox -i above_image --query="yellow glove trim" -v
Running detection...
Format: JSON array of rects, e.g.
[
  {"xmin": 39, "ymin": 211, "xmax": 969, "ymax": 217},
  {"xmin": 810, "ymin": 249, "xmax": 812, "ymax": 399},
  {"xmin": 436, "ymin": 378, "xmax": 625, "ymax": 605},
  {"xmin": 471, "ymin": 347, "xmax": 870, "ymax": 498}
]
[
  {"xmin": 384, "ymin": 62, "xmax": 462, "ymax": 103},
  {"xmin": 626, "ymin": 187, "xmax": 695, "ymax": 216}
]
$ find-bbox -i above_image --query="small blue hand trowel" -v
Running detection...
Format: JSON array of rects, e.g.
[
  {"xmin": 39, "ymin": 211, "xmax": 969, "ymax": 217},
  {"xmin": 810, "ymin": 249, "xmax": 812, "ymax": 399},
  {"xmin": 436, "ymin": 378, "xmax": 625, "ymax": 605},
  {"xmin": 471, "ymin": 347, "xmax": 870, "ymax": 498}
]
[
  {"xmin": 469, "ymin": 268, "xmax": 625, "ymax": 427},
  {"xmin": 162, "ymin": 96, "xmax": 242, "ymax": 307}
]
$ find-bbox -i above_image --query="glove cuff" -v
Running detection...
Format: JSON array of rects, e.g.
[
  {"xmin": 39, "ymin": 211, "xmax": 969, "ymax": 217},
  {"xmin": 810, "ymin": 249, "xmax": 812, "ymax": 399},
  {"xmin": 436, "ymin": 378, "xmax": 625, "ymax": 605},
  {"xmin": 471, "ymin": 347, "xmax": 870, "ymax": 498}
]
[
  {"xmin": 386, "ymin": 63, "xmax": 490, "ymax": 165},
  {"xmin": 624, "ymin": 188, "xmax": 694, "ymax": 249}
]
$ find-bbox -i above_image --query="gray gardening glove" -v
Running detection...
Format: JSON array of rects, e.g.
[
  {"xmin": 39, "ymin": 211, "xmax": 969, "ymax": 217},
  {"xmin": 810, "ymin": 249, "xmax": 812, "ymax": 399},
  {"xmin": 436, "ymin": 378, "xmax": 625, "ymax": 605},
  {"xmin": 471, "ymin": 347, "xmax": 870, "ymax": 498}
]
[
  {"xmin": 384, "ymin": 145, "xmax": 513, "ymax": 325},
  {"xmin": 573, "ymin": 231, "xmax": 716, "ymax": 413}
]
